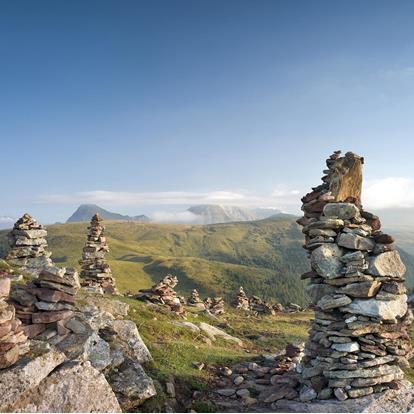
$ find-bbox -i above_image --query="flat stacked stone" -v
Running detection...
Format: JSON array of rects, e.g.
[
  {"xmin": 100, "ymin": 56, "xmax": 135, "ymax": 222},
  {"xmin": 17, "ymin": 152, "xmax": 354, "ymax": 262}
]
[
  {"xmin": 79, "ymin": 214, "xmax": 118, "ymax": 295},
  {"xmin": 9, "ymin": 266, "xmax": 80, "ymax": 341},
  {"xmin": 5, "ymin": 213, "xmax": 53, "ymax": 276},
  {"xmin": 0, "ymin": 272, "xmax": 29, "ymax": 368},
  {"xmin": 234, "ymin": 286, "xmax": 250, "ymax": 310},
  {"xmin": 298, "ymin": 151, "xmax": 411, "ymax": 401},
  {"xmin": 187, "ymin": 289, "xmax": 205, "ymax": 309},
  {"xmin": 249, "ymin": 296, "xmax": 275, "ymax": 316},
  {"xmin": 136, "ymin": 274, "xmax": 185, "ymax": 314}
]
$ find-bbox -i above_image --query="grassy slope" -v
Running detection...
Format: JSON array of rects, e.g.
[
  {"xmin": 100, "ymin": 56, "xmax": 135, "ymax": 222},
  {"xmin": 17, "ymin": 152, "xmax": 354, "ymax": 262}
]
[{"xmin": 0, "ymin": 217, "xmax": 310, "ymax": 305}]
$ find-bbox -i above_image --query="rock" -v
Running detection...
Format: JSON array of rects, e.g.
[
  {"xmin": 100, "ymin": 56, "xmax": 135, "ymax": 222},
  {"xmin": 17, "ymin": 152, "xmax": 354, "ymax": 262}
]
[
  {"xmin": 108, "ymin": 358, "xmax": 156, "ymax": 410},
  {"xmin": 111, "ymin": 319, "xmax": 152, "ymax": 363},
  {"xmin": 348, "ymin": 386, "xmax": 373, "ymax": 398},
  {"xmin": 323, "ymin": 203, "xmax": 360, "ymax": 220},
  {"xmin": 216, "ymin": 388, "xmax": 236, "ymax": 397},
  {"xmin": 234, "ymin": 376, "xmax": 244, "ymax": 385},
  {"xmin": 339, "ymin": 281, "xmax": 381, "ymax": 298},
  {"xmin": 317, "ymin": 294, "xmax": 352, "ymax": 310},
  {"xmin": 0, "ymin": 341, "xmax": 66, "ymax": 412},
  {"xmin": 263, "ymin": 385, "xmax": 296, "ymax": 402},
  {"xmin": 220, "ymin": 366, "xmax": 233, "ymax": 377},
  {"xmin": 331, "ymin": 342, "xmax": 359, "ymax": 352},
  {"xmin": 171, "ymin": 321, "xmax": 200, "ymax": 333},
  {"xmin": 334, "ymin": 387, "xmax": 348, "ymax": 401},
  {"xmin": 236, "ymin": 388, "xmax": 250, "ymax": 398},
  {"xmin": 15, "ymin": 361, "xmax": 121, "ymax": 412},
  {"xmin": 243, "ymin": 396, "xmax": 257, "ymax": 406},
  {"xmin": 368, "ymin": 251, "xmax": 406, "ymax": 278},
  {"xmin": 341, "ymin": 295, "xmax": 408, "ymax": 321},
  {"xmin": 198, "ymin": 322, "xmax": 243, "ymax": 346},
  {"xmin": 299, "ymin": 385, "xmax": 317, "ymax": 402},
  {"xmin": 337, "ymin": 233, "xmax": 375, "ymax": 251},
  {"xmin": 324, "ymin": 363, "xmax": 402, "ymax": 379},
  {"xmin": 311, "ymin": 244, "xmax": 344, "ymax": 278},
  {"xmin": 166, "ymin": 382, "xmax": 175, "ymax": 397}
]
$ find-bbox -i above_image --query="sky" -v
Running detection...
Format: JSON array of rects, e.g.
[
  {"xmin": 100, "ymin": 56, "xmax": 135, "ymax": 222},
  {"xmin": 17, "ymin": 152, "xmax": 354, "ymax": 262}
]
[{"xmin": 2, "ymin": 0, "xmax": 414, "ymax": 225}]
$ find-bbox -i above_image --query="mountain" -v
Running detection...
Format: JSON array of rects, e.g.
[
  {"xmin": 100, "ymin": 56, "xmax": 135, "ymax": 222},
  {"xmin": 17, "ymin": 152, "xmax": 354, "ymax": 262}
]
[
  {"xmin": 187, "ymin": 204, "xmax": 260, "ymax": 224},
  {"xmin": 0, "ymin": 216, "xmax": 14, "ymax": 230},
  {"xmin": 66, "ymin": 204, "xmax": 150, "ymax": 223}
]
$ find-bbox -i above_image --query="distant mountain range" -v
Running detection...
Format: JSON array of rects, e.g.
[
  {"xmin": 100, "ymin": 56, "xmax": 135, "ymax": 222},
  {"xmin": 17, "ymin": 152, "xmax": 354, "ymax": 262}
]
[
  {"xmin": 66, "ymin": 204, "xmax": 150, "ymax": 223},
  {"xmin": 66, "ymin": 204, "xmax": 288, "ymax": 225},
  {"xmin": 0, "ymin": 216, "xmax": 14, "ymax": 230}
]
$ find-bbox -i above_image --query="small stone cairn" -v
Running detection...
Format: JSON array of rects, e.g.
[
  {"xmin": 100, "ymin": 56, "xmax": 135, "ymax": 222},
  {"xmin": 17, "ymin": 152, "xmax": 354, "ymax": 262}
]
[
  {"xmin": 298, "ymin": 151, "xmax": 412, "ymax": 401},
  {"xmin": 9, "ymin": 266, "xmax": 80, "ymax": 341},
  {"xmin": 209, "ymin": 297, "xmax": 225, "ymax": 315},
  {"xmin": 187, "ymin": 289, "xmax": 205, "ymax": 309},
  {"xmin": 0, "ymin": 272, "xmax": 29, "ymax": 369},
  {"xmin": 234, "ymin": 286, "xmax": 250, "ymax": 310},
  {"xmin": 249, "ymin": 295, "xmax": 275, "ymax": 316},
  {"xmin": 5, "ymin": 213, "xmax": 53, "ymax": 276},
  {"xmin": 79, "ymin": 214, "xmax": 118, "ymax": 295},
  {"xmin": 136, "ymin": 274, "xmax": 185, "ymax": 314}
]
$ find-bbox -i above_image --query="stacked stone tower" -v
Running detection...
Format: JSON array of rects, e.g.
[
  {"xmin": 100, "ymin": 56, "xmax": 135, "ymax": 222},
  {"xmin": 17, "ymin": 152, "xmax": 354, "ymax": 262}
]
[
  {"xmin": 234, "ymin": 286, "xmax": 250, "ymax": 310},
  {"xmin": 187, "ymin": 289, "xmax": 205, "ymax": 309},
  {"xmin": 0, "ymin": 272, "xmax": 29, "ymax": 368},
  {"xmin": 79, "ymin": 214, "xmax": 117, "ymax": 294},
  {"xmin": 6, "ymin": 214, "xmax": 53, "ymax": 276},
  {"xmin": 298, "ymin": 151, "xmax": 412, "ymax": 401}
]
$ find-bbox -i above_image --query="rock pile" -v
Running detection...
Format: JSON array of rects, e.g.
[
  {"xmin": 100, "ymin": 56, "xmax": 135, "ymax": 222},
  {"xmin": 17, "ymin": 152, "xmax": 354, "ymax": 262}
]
[
  {"xmin": 5, "ymin": 213, "xmax": 53, "ymax": 276},
  {"xmin": 297, "ymin": 151, "xmax": 412, "ymax": 401},
  {"xmin": 79, "ymin": 214, "xmax": 118, "ymax": 294},
  {"xmin": 187, "ymin": 289, "xmax": 205, "ymax": 309},
  {"xmin": 137, "ymin": 274, "xmax": 185, "ymax": 314},
  {"xmin": 9, "ymin": 266, "xmax": 80, "ymax": 341},
  {"xmin": 0, "ymin": 272, "xmax": 29, "ymax": 369},
  {"xmin": 206, "ymin": 296, "xmax": 225, "ymax": 315},
  {"xmin": 234, "ymin": 286, "xmax": 250, "ymax": 310},
  {"xmin": 249, "ymin": 295, "xmax": 276, "ymax": 316}
]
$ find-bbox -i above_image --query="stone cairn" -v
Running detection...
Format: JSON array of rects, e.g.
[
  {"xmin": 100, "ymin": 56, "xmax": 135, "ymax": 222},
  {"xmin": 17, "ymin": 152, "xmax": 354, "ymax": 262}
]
[
  {"xmin": 234, "ymin": 286, "xmax": 250, "ymax": 310},
  {"xmin": 79, "ymin": 214, "xmax": 118, "ymax": 295},
  {"xmin": 136, "ymin": 274, "xmax": 185, "ymax": 314},
  {"xmin": 0, "ymin": 272, "xmax": 29, "ymax": 369},
  {"xmin": 249, "ymin": 295, "xmax": 276, "ymax": 316},
  {"xmin": 187, "ymin": 289, "xmax": 205, "ymax": 309},
  {"xmin": 298, "ymin": 151, "xmax": 412, "ymax": 401},
  {"xmin": 208, "ymin": 297, "xmax": 225, "ymax": 315},
  {"xmin": 5, "ymin": 213, "xmax": 53, "ymax": 276},
  {"xmin": 9, "ymin": 266, "xmax": 80, "ymax": 341}
]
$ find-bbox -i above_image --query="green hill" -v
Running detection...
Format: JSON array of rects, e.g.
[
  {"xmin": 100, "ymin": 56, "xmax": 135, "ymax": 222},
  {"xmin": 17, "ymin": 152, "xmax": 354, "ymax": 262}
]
[{"xmin": 2, "ymin": 216, "xmax": 414, "ymax": 306}]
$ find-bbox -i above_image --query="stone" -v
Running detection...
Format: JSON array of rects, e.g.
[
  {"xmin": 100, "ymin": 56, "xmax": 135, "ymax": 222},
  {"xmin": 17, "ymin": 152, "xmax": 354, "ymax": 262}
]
[
  {"xmin": 15, "ymin": 361, "xmax": 121, "ymax": 413},
  {"xmin": 331, "ymin": 342, "xmax": 359, "ymax": 352},
  {"xmin": 337, "ymin": 233, "xmax": 375, "ymax": 251},
  {"xmin": 339, "ymin": 281, "xmax": 381, "ymax": 298},
  {"xmin": 311, "ymin": 244, "xmax": 343, "ymax": 278},
  {"xmin": 108, "ymin": 358, "xmax": 156, "ymax": 410},
  {"xmin": 172, "ymin": 321, "xmax": 200, "ymax": 333},
  {"xmin": 341, "ymin": 295, "xmax": 408, "ymax": 321},
  {"xmin": 348, "ymin": 386, "xmax": 373, "ymax": 398},
  {"xmin": 216, "ymin": 388, "xmax": 236, "ymax": 397},
  {"xmin": 32, "ymin": 310, "xmax": 74, "ymax": 324},
  {"xmin": 166, "ymin": 382, "xmax": 175, "ymax": 397},
  {"xmin": 368, "ymin": 251, "xmax": 406, "ymax": 278},
  {"xmin": 317, "ymin": 294, "xmax": 352, "ymax": 310},
  {"xmin": 263, "ymin": 385, "xmax": 296, "ymax": 402},
  {"xmin": 236, "ymin": 388, "xmax": 250, "ymax": 398},
  {"xmin": 234, "ymin": 376, "xmax": 244, "ymax": 385},
  {"xmin": 0, "ymin": 341, "xmax": 66, "ymax": 412},
  {"xmin": 324, "ymin": 363, "xmax": 402, "ymax": 379},
  {"xmin": 299, "ymin": 385, "xmax": 317, "ymax": 402},
  {"xmin": 111, "ymin": 319, "xmax": 152, "ymax": 363},
  {"xmin": 199, "ymin": 322, "xmax": 243, "ymax": 346},
  {"xmin": 334, "ymin": 387, "xmax": 348, "ymax": 401},
  {"xmin": 323, "ymin": 203, "xmax": 359, "ymax": 220}
]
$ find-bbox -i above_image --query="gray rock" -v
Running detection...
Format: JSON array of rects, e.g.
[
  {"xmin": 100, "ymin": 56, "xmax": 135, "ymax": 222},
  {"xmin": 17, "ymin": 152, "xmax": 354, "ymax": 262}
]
[
  {"xmin": 199, "ymin": 322, "xmax": 243, "ymax": 346},
  {"xmin": 299, "ymin": 385, "xmax": 317, "ymax": 402},
  {"xmin": 108, "ymin": 358, "xmax": 156, "ymax": 410},
  {"xmin": 324, "ymin": 363, "xmax": 402, "ymax": 379},
  {"xmin": 15, "ymin": 361, "xmax": 121, "ymax": 413},
  {"xmin": 368, "ymin": 251, "xmax": 406, "ymax": 278},
  {"xmin": 331, "ymin": 342, "xmax": 359, "ymax": 352},
  {"xmin": 334, "ymin": 387, "xmax": 348, "ymax": 401},
  {"xmin": 323, "ymin": 203, "xmax": 360, "ymax": 220},
  {"xmin": 317, "ymin": 294, "xmax": 352, "ymax": 310},
  {"xmin": 341, "ymin": 294, "xmax": 408, "ymax": 321},
  {"xmin": 338, "ymin": 281, "xmax": 381, "ymax": 298},
  {"xmin": 337, "ymin": 233, "xmax": 375, "ymax": 251},
  {"xmin": 216, "ymin": 388, "xmax": 236, "ymax": 397},
  {"xmin": 171, "ymin": 321, "xmax": 200, "ymax": 333},
  {"xmin": 311, "ymin": 244, "xmax": 344, "ymax": 279}
]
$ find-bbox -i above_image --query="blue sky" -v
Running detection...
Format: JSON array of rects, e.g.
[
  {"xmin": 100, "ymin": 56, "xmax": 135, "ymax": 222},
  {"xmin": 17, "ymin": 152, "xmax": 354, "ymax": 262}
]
[{"xmin": 2, "ymin": 0, "xmax": 414, "ymax": 224}]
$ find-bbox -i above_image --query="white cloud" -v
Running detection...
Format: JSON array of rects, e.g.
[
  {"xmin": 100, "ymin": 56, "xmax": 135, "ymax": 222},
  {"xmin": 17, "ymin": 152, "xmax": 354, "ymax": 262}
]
[
  {"xmin": 149, "ymin": 211, "xmax": 200, "ymax": 224},
  {"xmin": 0, "ymin": 216, "xmax": 14, "ymax": 230},
  {"xmin": 363, "ymin": 177, "xmax": 414, "ymax": 209}
]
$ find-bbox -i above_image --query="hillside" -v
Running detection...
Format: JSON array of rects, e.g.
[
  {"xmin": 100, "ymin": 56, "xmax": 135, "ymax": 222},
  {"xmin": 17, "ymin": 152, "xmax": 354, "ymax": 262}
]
[
  {"xmin": 0, "ymin": 216, "xmax": 310, "ymax": 305},
  {"xmin": 67, "ymin": 204, "xmax": 150, "ymax": 223}
]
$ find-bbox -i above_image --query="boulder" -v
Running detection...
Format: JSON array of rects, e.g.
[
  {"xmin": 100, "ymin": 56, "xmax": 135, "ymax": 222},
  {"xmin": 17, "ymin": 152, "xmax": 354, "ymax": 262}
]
[
  {"xmin": 171, "ymin": 321, "xmax": 200, "ymax": 333},
  {"xmin": 368, "ymin": 251, "xmax": 406, "ymax": 278},
  {"xmin": 108, "ymin": 358, "xmax": 156, "ymax": 410},
  {"xmin": 15, "ymin": 361, "xmax": 121, "ymax": 413},
  {"xmin": 198, "ymin": 322, "xmax": 243, "ymax": 346},
  {"xmin": 311, "ymin": 245, "xmax": 344, "ymax": 279},
  {"xmin": 111, "ymin": 320, "xmax": 152, "ymax": 364}
]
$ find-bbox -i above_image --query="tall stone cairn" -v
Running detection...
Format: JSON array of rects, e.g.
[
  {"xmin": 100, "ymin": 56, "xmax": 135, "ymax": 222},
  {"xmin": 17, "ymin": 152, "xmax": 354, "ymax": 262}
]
[
  {"xmin": 187, "ymin": 289, "xmax": 205, "ymax": 309},
  {"xmin": 79, "ymin": 214, "xmax": 118, "ymax": 294},
  {"xmin": 0, "ymin": 272, "xmax": 29, "ymax": 369},
  {"xmin": 5, "ymin": 213, "xmax": 53, "ymax": 276},
  {"xmin": 234, "ymin": 286, "xmax": 250, "ymax": 310},
  {"xmin": 298, "ymin": 151, "xmax": 412, "ymax": 401}
]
